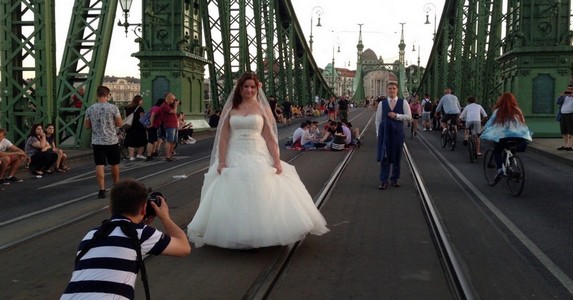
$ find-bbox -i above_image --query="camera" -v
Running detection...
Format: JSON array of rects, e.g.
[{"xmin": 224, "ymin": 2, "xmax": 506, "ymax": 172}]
[{"xmin": 145, "ymin": 191, "xmax": 163, "ymax": 217}]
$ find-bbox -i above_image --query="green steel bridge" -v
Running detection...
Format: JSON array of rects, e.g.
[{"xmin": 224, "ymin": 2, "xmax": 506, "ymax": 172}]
[{"xmin": 1, "ymin": 0, "xmax": 572, "ymax": 148}]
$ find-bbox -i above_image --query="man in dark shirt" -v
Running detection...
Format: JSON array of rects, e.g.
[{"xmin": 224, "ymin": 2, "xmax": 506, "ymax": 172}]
[
  {"xmin": 338, "ymin": 96, "xmax": 350, "ymax": 121},
  {"xmin": 268, "ymin": 95, "xmax": 278, "ymax": 120}
]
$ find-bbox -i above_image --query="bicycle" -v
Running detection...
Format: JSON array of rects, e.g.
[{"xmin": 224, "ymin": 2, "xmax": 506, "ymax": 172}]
[
  {"xmin": 117, "ymin": 128, "xmax": 129, "ymax": 159},
  {"xmin": 410, "ymin": 114, "xmax": 420, "ymax": 139},
  {"xmin": 483, "ymin": 140, "xmax": 525, "ymax": 197},
  {"xmin": 440, "ymin": 120, "xmax": 457, "ymax": 151},
  {"xmin": 465, "ymin": 123, "xmax": 478, "ymax": 163}
]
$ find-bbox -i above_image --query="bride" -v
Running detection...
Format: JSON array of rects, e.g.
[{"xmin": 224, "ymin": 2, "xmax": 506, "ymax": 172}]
[{"xmin": 187, "ymin": 72, "xmax": 328, "ymax": 249}]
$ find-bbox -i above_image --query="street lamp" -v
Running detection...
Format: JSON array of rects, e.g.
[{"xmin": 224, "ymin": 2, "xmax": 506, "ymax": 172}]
[
  {"xmin": 117, "ymin": 0, "xmax": 142, "ymax": 37},
  {"xmin": 309, "ymin": 6, "xmax": 323, "ymax": 53},
  {"xmin": 424, "ymin": 2, "xmax": 437, "ymax": 39}
]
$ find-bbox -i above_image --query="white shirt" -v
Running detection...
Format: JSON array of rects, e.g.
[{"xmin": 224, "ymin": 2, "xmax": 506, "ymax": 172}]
[
  {"xmin": 292, "ymin": 127, "xmax": 305, "ymax": 144},
  {"xmin": 0, "ymin": 138, "xmax": 13, "ymax": 152},
  {"xmin": 375, "ymin": 98, "xmax": 413, "ymax": 136},
  {"xmin": 460, "ymin": 103, "xmax": 487, "ymax": 122}
]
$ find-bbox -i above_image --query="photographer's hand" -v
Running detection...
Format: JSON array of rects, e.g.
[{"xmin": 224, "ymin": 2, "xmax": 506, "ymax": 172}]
[{"xmin": 151, "ymin": 196, "xmax": 191, "ymax": 256}]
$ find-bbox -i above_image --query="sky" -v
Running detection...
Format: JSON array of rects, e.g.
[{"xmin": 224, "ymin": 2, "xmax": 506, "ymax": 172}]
[{"xmin": 55, "ymin": 0, "xmax": 444, "ymax": 77}]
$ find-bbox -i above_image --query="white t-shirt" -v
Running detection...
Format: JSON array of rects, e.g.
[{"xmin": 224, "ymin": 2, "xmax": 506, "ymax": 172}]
[
  {"xmin": 460, "ymin": 103, "xmax": 487, "ymax": 122},
  {"xmin": 0, "ymin": 138, "xmax": 13, "ymax": 152},
  {"xmin": 292, "ymin": 127, "xmax": 305, "ymax": 144}
]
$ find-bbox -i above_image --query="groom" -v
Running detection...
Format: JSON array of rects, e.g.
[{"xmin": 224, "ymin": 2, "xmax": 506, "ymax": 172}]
[{"xmin": 375, "ymin": 81, "xmax": 412, "ymax": 190}]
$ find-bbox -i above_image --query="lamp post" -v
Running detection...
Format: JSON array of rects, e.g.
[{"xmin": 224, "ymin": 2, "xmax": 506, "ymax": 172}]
[
  {"xmin": 309, "ymin": 6, "xmax": 323, "ymax": 53},
  {"xmin": 424, "ymin": 3, "xmax": 437, "ymax": 39},
  {"xmin": 117, "ymin": 0, "xmax": 142, "ymax": 37},
  {"xmin": 330, "ymin": 32, "xmax": 341, "ymax": 94}
]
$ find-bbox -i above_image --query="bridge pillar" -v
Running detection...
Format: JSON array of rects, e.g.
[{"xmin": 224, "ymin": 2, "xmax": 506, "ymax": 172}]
[
  {"xmin": 134, "ymin": 0, "xmax": 209, "ymax": 127},
  {"xmin": 498, "ymin": 0, "xmax": 573, "ymax": 137}
]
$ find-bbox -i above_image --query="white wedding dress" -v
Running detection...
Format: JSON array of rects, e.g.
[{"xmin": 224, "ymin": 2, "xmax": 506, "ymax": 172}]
[{"xmin": 187, "ymin": 114, "xmax": 328, "ymax": 249}]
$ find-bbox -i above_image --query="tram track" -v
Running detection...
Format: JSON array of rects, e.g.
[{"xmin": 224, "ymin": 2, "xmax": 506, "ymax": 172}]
[{"xmin": 404, "ymin": 144, "xmax": 474, "ymax": 300}]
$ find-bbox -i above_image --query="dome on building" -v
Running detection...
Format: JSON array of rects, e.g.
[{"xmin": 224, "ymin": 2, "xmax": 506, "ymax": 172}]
[{"xmin": 361, "ymin": 49, "xmax": 378, "ymax": 62}]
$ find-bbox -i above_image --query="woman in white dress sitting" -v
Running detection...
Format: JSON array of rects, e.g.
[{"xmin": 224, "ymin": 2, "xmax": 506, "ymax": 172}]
[{"xmin": 187, "ymin": 72, "xmax": 328, "ymax": 249}]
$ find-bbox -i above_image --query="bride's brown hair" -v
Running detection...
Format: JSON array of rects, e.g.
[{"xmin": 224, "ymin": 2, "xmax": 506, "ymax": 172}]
[{"xmin": 231, "ymin": 72, "xmax": 260, "ymax": 109}]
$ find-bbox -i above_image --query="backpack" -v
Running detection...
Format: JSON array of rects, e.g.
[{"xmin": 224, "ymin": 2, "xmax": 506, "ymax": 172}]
[
  {"xmin": 423, "ymin": 100, "xmax": 432, "ymax": 112},
  {"xmin": 139, "ymin": 110, "xmax": 152, "ymax": 127}
]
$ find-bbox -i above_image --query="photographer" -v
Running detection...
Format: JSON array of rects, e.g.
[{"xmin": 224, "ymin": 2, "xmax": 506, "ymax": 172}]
[
  {"xmin": 61, "ymin": 179, "xmax": 191, "ymax": 299},
  {"xmin": 160, "ymin": 93, "xmax": 179, "ymax": 161}
]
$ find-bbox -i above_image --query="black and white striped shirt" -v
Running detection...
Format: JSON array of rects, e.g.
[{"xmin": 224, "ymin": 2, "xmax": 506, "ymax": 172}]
[{"xmin": 61, "ymin": 216, "xmax": 170, "ymax": 299}]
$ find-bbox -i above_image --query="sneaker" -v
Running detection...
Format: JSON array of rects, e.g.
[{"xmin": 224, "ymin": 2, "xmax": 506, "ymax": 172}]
[
  {"xmin": 429, "ymin": 128, "xmax": 433, "ymax": 131},
  {"xmin": 136, "ymin": 154, "xmax": 146, "ymax": 159},
  {"xmin": 187, "ymin": 138, "xmax": 197, "ymax": 144},
  {"xmin": 423, "ymin": 128, "xmax": 427, "ymax": 131},
  {"xmin": 98, "ymin": 190, "xmax": 106, "ymax": 199},
  {"xmin": 6, "ymin": 176, "xmax": 23, "ymax": 183},
  {"xmin": 129, "ymin": 157, "xmax": 136, "ymax": 161},
  {"xmin": 1, "ymin": 178, "xmax": 10, "ymax": 186},
  {"xmin": 493, "ymin": 169, "xmax": 504, "ymax": 185}
]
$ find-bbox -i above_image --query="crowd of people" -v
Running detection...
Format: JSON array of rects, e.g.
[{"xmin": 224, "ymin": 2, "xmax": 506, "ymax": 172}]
[{"xmin": 2, "ymin": 75, "xmax": 567, "ymax": 299}]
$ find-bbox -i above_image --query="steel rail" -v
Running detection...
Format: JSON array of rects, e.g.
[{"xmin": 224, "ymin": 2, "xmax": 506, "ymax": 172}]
[{"xmin": 404, "ymin": 143, "xmax": 475, "ymax": 300}]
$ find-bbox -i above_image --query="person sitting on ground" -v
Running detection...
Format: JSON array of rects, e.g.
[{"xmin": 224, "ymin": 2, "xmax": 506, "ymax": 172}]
[
  {"xmin": 301, "ymin": 121, "xmax": 320, "ymax": 150},
  {"xmin": 61, "ymin": 179, "xmax": 191, "ymax": 299},
  {"xmin": 320, "ymin": 120, "xmax": 339, "ymax": 146},
  {"xmin": 0, "ymin": 128, "xmax": 29, "ymax": 185},
  {"xmin": 342, "ymin": 119, "xmax": 361, "ymax": 147},
  {"xmin": 178, "ymin": 112, "xmax": 196, "ymax": 144},
  {"xmin": 291, "ymin": 121, "xmax": 308, "ymax": 149},
  {"xmin": 45, "ymin": 123, "xmax": 70, "ymax": 172},
  {"xmin": 24, "ymin": 124, "xmax": 58, "ymax": 177}
]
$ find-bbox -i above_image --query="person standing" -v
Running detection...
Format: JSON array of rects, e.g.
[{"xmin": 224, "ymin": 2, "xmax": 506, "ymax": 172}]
[
  {"xmin": 556, "ymin": 86, "xmax": 573, "ymax": 151},
  {"xmin": 186, "ymin": 72, "xmax": 328, "ymax": 249},
  {"xmin": 0, "ymin": 128, "xmax": 28, "ymax": 185},
  {"xmin": 436, "ymin": 87, "xmax": 461, "ymax": 132},
  {"xmin": 421, "ymin": 93, "xmax": 432, "ymax": 131},
  {"xmin": 282, "ymin": 96, "xmax": 292, "ymax": 126},
  {"xmin": 375, "ymin": 81, "xmax": 412, "ymax": 190},
  {"xmin": 460, "ymin": 96, "xmax": 488, "ymax": 155},
  {"xmin": 337, "ymin": 96, "xmax": 350, "ymax": 121},
  {"xmin": 124, "ymin": 95, "xmax": 147, "ymax": 161},
  {"xmin": 84, "ymin": 85, "xmax": 123, "ymax": 198},
  {"xmin": 160, "ymin": 93, "xmax": 179, "ymax": 161}
]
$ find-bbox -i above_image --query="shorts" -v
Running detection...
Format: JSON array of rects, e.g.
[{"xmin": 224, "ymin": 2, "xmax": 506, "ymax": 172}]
[
  {"xmin": 422, "ymin": 112, "xmax": 431, "ymax": 121},
  {"xmin": 560, "ymin": 113, "xmax": 573, "ymax": 135},
  {"xmin": 92, "ymin": 144, "xmax": 121, "ymax": 166},
  {"xmin": 147, "ymin": 127, "xmax": 158, "ymax": 143},
  {"xmin": 164, "ymin": 127, "xmax": 178, "ymax": 143},
  {"xmin": 441, "ymin": 113, "xmax": 459, "ymax": 125},
  {"xmin": 465, "ymin": 121, "xmax": 481, "ymax": 135}
]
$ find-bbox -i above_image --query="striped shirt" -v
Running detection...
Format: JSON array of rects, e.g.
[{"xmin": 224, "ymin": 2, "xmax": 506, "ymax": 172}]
[{"xmin": 61, "ymin": 216, "xmax": 170, "ymax": 300}]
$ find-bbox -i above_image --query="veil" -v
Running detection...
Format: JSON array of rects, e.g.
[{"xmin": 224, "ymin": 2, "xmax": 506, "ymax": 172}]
[{"xmin": 209, "ymin": 85, "xmax": 279, "ymax": 168}]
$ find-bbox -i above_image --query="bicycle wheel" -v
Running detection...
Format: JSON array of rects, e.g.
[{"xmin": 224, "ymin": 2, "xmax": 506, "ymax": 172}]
[
  {"xmin": 117, "ymin": 129, "xmax": 129, "ymax": 159},
  {"xmin": 468, "ymin": 136, "xmax": 475, "ymax": 163},
  {"xmin": 410, "ymin": 122, "xmax": 414, "ymax": 139},
  {"xmin": 449, "ymin": 130, "xmax": 456, "ymax": 151},
  {"xmin": 506, "ymin": 155, "xmax": 525, "ymax": 197},
  {"xmin": 483, "ymin": 149, "xmax": 498, "ymax": 186},
  {"xmin": 440, "ymin": 129, "xmax": 447, "ymax": 148}
]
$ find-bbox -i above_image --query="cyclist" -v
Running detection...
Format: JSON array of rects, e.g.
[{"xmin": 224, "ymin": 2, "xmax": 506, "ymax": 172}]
[
  {"xmin": 480, "ymin": 92, "xmax": 532, "ymax": 183},
  {"xmin": 409, "ymin": 95, "xmax": 422, "ymax": 136},
  {"xmin": 435, "ymin": 87, "xmax": 461, "ymax": 134},
  {"xmin": 459, "ymin": 96, "xmax": 488, "ymax": 156}
]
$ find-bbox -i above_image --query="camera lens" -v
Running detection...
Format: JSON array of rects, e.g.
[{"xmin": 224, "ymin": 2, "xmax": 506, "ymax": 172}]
[{"xmin": 145, "ymin": 192, "xmax": 163, "ymax": 217}]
